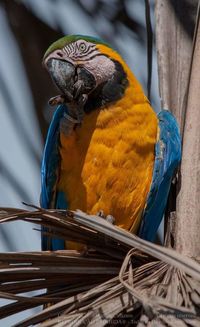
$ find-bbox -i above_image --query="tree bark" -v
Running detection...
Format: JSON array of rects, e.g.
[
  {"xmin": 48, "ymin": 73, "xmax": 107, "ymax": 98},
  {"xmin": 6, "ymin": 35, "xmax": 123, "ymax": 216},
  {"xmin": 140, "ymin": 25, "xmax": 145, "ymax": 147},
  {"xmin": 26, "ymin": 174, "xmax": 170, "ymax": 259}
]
[
  {"xmin": 176, "ymin": 6, "xmax": 200, "ymax": 258},
  {"xmin": 155, "ymin": 1, "xmax": 200, "ymax": 258},
  {"xmin": 155, "ymin": 0, "xmax": 197, "ymax": 133}
]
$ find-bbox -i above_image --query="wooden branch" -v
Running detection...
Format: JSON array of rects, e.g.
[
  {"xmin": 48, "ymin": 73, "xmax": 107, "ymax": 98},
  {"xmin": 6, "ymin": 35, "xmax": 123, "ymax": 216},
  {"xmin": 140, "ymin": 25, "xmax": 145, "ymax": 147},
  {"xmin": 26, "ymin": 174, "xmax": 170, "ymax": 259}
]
[
  {"xmin": 155, "ymin": 0, "xmax": 197, "ymax": 133},
  {"xmin": 0, "ymin": 208, "xmax": 200, "ymax": 326},
  {"xmin": 176, "ymin": 5, "xmax": 200, "ymax": 257},
  {"xmin": 155, "ymin": 1, "xmax": 200, "ymax": 258}
]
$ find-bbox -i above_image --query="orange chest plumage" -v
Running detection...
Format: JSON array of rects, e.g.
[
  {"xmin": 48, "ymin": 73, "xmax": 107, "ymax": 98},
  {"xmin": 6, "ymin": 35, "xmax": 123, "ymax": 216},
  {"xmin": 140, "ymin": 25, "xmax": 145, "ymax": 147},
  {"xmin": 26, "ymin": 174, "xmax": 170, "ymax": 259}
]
[{"xmin": 57, "ymin": 89, "xmax": 158, "ymax": 233}]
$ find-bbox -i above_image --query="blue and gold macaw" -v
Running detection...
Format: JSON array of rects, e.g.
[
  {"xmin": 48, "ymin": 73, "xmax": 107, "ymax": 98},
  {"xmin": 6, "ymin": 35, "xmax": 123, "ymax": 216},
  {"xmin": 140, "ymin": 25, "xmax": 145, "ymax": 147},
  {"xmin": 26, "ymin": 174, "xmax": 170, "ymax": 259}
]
[{"xmin": 41, "ymin": 35, "xmax": 181, "ymax": 250}]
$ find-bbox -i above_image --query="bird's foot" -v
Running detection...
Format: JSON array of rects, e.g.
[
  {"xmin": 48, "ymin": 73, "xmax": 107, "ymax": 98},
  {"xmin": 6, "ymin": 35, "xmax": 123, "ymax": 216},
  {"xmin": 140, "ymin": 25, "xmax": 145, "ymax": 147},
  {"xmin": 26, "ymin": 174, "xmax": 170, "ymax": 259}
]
[
  {"xmin": 49, "ymin": 94, "xmax": 65, "ymax": 106},
  {"xmin": 48, "ymin": 92, "xmax": 74, "ymax": 106},
  {"xmin": 96, "ymin": 211, "xmax": 115, "ymax": 225}
]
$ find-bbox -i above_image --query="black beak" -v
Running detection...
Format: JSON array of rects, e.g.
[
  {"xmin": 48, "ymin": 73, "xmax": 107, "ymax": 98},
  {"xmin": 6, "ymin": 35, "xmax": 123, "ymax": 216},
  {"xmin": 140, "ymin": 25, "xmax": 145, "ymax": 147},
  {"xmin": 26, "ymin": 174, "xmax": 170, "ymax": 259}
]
[
  {"xmin": 45, "ymin": 58, "xmax": 97, "ymax": 107},
  {"xmin": 46, "ymin": 58, "xmax": 76, "ymax": 100}
]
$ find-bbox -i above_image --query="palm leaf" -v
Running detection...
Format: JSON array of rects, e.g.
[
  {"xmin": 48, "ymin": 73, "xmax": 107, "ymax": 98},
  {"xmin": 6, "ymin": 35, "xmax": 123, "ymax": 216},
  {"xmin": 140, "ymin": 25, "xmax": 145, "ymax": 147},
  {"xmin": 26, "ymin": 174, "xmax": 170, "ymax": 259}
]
[{"xmin": 0, "ymin": 207, "xmax": 199, "ymax": 326}]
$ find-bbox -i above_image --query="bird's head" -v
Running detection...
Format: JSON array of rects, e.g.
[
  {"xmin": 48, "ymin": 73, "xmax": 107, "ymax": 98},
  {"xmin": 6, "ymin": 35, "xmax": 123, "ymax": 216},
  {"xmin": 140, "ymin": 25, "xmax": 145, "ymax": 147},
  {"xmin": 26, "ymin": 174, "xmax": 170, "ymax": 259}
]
[{"xmin": 43, "ymin": 35, "xmax": 129, "ymax": 111}]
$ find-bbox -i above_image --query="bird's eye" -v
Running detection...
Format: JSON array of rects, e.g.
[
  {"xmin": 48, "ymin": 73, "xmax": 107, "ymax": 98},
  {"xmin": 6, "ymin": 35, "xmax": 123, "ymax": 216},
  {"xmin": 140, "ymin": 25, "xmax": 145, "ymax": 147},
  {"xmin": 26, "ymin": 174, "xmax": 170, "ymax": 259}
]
[{"xmin": 79, "ymin": 43, "xmax": 87, "ymax": 52}]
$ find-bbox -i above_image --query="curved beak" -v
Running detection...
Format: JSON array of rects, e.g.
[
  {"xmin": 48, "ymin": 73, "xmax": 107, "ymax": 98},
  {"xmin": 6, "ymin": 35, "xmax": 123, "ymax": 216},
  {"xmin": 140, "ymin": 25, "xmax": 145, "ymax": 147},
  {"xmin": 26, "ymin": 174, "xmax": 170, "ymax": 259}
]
[
  {"xmin": 46, "ymin": 58, "xmax": 76, "ymax": 101},
  {"xmin": 44, "ymin": 54, "xmax": 97, "ymax": 106}
]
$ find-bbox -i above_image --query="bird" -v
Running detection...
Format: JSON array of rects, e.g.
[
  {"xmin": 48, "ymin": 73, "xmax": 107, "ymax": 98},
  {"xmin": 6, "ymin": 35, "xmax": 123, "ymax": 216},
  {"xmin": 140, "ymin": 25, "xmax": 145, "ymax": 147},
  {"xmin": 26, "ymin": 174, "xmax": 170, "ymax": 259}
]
[{"xmin": 40, "ymin": 34, "xmax": 181, "ymax": 251}]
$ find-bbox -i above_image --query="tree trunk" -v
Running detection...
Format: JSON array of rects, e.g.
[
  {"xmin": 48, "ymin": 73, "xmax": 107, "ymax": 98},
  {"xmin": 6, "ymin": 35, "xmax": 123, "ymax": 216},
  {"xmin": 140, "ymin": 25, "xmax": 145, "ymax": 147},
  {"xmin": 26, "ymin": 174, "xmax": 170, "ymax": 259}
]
[
  {"xmin": 155, "ymin": 0, "xmax": 197, "ymax": 133},
  {"xmin": 176, "ymin": 6, "xmax": 200, "ymax": 258},
  {"xmin": 155, "ymin": 0, "xmax": 200, "ymax": 258}
]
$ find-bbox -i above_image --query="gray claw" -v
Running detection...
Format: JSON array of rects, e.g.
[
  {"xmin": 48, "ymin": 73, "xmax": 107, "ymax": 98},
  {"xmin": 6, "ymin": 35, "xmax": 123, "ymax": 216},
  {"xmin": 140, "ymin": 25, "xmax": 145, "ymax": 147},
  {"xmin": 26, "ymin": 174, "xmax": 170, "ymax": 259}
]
[
  {"xmin": 48, "ymin": 95, "xmax": 66, "ymax": 106},
  {"xmin": 96, "ymin": 210, "xmax": 105, "ymax": 218},
  {"xmin": 106, "ymin": 215, "xmax": 115, "ymax": 225},
  {"xmin": 48, "ymin": 92, "xmax": 73, "ymax": 106}
]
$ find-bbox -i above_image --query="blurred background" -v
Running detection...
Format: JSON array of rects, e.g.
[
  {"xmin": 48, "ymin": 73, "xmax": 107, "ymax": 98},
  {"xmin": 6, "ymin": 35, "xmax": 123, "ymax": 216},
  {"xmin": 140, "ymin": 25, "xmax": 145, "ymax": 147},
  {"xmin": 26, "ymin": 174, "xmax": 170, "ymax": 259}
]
[{"xmin": 0, "ymin": 0, "xmax": 159, "ymax": 325}]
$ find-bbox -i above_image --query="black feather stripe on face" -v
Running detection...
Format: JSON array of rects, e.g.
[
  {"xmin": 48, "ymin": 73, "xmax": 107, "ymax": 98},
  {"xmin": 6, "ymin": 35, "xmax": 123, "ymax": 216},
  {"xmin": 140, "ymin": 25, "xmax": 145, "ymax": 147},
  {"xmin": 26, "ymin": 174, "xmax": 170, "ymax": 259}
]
[
  {"xmin": 84, "ymin": 60, "xmax": 129, "ymax": 113},
  {"xmin": 62, "ymin": 40, "xmax": 98, "ymax": 62}
]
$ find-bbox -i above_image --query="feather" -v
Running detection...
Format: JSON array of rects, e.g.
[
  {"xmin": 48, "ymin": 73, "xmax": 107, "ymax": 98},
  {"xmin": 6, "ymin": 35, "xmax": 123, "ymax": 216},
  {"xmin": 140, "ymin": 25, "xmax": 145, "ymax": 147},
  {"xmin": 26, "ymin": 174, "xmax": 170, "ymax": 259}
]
[
  {"xmin": 139, "ymin": 110, "xmax": 181, "ymax": 241},
  {"xmin": 41, "ymin": 104, "xmax": 67, "ymax": 250}
]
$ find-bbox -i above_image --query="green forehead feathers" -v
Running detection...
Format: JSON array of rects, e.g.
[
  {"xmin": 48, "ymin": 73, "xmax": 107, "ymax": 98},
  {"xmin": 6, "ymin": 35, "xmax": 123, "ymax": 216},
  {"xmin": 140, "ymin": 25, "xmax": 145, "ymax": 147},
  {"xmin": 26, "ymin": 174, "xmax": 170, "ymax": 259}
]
[{"xmin": 44, "ymin": 34, "xmax": 113, "ymax": 59}]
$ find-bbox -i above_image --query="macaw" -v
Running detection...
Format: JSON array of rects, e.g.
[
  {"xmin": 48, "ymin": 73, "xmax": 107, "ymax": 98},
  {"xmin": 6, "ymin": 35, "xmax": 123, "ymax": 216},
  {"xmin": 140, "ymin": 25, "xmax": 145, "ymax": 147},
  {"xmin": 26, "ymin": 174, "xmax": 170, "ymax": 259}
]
[{"xmin": 41, "ymin": 35, "xmax": 181, "ymax": 251}]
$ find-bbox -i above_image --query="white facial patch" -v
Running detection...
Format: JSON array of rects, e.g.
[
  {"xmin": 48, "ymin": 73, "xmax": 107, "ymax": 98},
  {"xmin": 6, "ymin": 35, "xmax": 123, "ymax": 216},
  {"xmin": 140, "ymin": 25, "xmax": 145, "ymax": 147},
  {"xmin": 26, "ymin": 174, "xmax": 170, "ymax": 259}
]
[
  {"xmin": 83, "ymin": 55, "xmax": 115, "ymax": 86},
  {"xmin": 46, "ymin": 39, "xmax": 116, "ymax": 88}
]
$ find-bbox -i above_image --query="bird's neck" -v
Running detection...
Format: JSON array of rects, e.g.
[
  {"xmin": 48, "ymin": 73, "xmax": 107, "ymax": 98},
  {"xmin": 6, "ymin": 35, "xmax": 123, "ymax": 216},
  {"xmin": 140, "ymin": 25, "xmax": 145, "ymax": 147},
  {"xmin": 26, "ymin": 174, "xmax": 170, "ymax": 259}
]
[
  {"xmin": 84, "ymin": 72, "xmax": 149, "ymax": 115},
  {"xmin": 61, "ymin": 47, "xmax": 154, "ymax": 135},
  {"xmin": 84, "ymin": 45, "xmax": 149, "ymax": 112}
]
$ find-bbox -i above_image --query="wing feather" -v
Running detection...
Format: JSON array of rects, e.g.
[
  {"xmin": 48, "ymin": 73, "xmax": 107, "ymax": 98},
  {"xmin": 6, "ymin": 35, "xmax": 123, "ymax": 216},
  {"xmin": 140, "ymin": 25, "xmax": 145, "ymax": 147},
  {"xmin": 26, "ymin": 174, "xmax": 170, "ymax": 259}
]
[
  {"xmin": 139, "ymin": 110, "xmax": 181, "ymax": 241},
  {"xmin": 40, "ymin": 104, "xmax": 67, "ymax": 250}
]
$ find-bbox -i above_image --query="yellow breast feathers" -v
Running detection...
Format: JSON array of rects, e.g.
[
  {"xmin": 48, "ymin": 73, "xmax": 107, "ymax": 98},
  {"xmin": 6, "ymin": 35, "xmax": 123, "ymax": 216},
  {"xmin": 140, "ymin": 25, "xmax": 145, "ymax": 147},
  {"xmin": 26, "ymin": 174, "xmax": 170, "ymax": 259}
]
[{"xmin": 57, "ymin": 72, "xmax": 158, "ymax": 233}]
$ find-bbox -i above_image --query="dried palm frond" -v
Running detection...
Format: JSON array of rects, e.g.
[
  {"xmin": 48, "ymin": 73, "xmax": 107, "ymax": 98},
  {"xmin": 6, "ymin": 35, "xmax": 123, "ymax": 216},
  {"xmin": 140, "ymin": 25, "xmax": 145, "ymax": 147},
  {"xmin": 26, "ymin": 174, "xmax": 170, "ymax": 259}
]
[{"xmin": 0, "ymin": 207, "xmax": 199, "ymax": 326}]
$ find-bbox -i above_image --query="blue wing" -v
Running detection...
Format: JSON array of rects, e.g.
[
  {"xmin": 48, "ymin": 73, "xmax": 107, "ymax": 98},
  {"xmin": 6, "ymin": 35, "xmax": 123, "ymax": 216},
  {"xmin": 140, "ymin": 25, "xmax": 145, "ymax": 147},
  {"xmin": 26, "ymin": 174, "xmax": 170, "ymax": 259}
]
[
  {"xmin": 40, "ymin": 104, "xmax": 68, "ymax": 250},
  {"xmin": 138, "ymin": 110, "xmax": 181, "ymax": 241}
]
